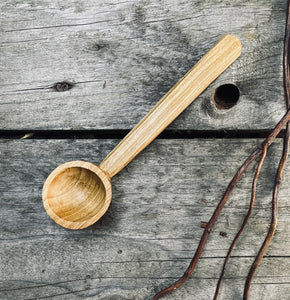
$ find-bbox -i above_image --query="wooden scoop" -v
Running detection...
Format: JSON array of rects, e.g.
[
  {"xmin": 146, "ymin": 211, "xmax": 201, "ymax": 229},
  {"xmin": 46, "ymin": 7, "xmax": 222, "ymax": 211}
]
[{"xmin": 42, "ymin": 35, "xmax": 241, "ymax": 229}]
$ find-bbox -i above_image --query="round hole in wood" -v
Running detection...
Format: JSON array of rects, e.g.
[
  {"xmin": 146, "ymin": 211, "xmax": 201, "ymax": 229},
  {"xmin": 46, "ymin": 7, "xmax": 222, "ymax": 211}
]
[
  {"xmin": 212, "ymin": 84, "xmax": 240, "ymax": 110},
  {"xmin": 47, "ymin": 167, "xmax": 106, "ymax": 222}
]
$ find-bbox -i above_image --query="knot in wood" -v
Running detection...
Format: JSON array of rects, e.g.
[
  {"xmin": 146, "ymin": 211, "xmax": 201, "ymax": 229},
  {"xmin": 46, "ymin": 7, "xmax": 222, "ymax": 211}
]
[{"xmin": 54, "ymin": 82, "xmax": 73, "ymax": 92}]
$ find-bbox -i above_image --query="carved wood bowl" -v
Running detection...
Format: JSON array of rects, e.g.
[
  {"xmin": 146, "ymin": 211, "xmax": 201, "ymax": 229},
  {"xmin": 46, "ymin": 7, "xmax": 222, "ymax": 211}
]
[{"xmin": 42, "ymin": 161, "xmax": 112, "ymax": 229}]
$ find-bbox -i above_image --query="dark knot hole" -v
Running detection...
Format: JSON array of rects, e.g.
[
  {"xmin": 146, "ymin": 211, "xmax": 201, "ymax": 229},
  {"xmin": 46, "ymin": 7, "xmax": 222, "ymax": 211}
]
[{"xmin": 212, "ymin": 84, "xmax": 240, "ymax": 110}]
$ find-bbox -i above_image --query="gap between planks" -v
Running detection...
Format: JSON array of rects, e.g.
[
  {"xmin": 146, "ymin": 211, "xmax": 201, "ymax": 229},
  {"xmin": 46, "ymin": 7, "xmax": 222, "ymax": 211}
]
[{"xmin": 0, "ymin": 129, "xmax": 287, "ymax": 139}]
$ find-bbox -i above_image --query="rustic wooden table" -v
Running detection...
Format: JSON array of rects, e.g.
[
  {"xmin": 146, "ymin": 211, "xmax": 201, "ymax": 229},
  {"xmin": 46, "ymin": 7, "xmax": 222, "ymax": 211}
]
[{"xmin": 1, "ymin": 0, "xmax": 290, "ymax": 299}]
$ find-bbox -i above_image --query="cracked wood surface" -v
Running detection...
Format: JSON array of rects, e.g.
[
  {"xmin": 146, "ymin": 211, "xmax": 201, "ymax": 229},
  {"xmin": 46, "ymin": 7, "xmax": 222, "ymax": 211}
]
[
  {"xmin": 0, "ymin": 0, "xmax": 288, "ymax": 130},
  {"xmin": 0, "ymin": 139, "xmax": 290, "ymax": 299}
]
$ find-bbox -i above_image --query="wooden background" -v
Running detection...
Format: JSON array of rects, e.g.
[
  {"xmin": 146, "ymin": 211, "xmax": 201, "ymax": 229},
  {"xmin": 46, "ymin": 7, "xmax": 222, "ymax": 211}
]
[{"xmin": 1, "ymin": 0, "xmax": 290, "ymax": 299}]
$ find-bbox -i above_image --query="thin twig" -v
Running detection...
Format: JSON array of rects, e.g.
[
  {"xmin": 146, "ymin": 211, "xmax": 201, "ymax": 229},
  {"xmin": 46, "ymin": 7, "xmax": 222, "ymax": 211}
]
[
  {"xmin": 152, "ymin": 107, "xmax": 290, "ymax": 299},
  {"xmin": 213, "ymin": 145, "xmax": 267, "ymax": 300},
  {"xmin": 243, "ymin": 126, "xmax": 290, "ymax": 300},
  {"xmin": 243, "ymin": 1, "xmax": 290, "ymax": 298}
]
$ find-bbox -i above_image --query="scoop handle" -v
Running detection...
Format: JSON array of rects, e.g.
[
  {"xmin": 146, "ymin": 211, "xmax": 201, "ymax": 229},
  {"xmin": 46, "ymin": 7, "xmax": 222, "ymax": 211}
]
[{"xmin": 100, "ymin": 35, "xmax": 241, "ymax": 178}]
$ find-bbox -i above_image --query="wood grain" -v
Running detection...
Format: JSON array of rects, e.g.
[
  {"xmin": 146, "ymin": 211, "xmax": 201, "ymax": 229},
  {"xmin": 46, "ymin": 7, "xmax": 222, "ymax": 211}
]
[
  {"xmin": 0, "ymin": 0, "xmax": 287, "ymax": 131},
  {"xmin": 1, "ymin": 1, "xmax": 289, "ymax": 299},
  {"xmin": 1, "ymin": 139, "xmax": 290, "ymax": 299}
]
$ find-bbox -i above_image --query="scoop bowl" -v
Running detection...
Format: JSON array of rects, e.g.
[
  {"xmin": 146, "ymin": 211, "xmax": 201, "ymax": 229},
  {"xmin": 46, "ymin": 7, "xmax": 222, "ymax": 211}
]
[{"xmin": 42, "ymin": 161, "xmax": 112, "ymax": 229}]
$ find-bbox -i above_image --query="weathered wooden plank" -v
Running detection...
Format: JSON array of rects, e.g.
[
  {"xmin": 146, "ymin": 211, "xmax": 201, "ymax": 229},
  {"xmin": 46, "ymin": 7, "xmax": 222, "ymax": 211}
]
[
  {"xmin": 0, "ymin": 260, "xmax": 289, "ymax": 299},
  {"xmin": 0, "ymin": 139, "xmax": 290, "ymax": 299},
  {"xmin": 0, "ymin": 0, "xmax": 287, "ymax": 130}
]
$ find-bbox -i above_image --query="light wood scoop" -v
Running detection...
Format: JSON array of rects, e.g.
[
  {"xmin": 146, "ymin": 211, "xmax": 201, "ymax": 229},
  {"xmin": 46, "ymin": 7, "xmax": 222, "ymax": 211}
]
[{"xmin": 42, "ymin": 35, "xmax": 241, "ymax": 229}]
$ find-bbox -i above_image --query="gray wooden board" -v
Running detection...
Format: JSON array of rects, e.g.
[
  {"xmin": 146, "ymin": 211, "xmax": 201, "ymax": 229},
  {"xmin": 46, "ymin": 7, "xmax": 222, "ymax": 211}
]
[
  {"xmin": 0, "ymin": 0, "xmax": 288, "ymax": 130},
  {"xmin": 1, "ymin": 139, "xmax": 290, "ymax": 299}
]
